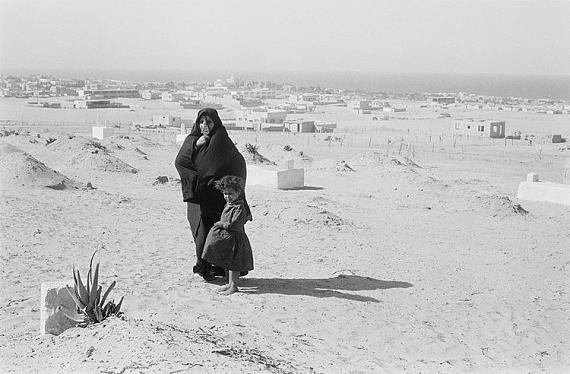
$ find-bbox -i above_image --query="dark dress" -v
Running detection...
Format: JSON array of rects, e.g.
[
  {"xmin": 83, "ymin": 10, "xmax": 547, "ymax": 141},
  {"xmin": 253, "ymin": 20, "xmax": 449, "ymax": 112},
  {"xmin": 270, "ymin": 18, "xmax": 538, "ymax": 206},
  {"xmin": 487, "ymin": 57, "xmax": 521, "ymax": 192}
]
[
  {"xmin": 174, "ymin": 108, "xmax": 252, "ymax": 279},
  {"xmin": 202, "ymin": 199, "xmax": 254, "ymax": 272}
]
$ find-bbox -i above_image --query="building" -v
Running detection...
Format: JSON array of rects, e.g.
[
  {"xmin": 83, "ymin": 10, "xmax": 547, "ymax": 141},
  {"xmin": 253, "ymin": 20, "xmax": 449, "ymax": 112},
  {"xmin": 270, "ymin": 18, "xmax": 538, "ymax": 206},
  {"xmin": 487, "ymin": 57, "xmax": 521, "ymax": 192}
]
[
  {"xmin": 161, "ymin": 92, "xmax": 185, "ymax": 102},
  {"xmin": 314, "ymin": 121, "xmax": 337, "ymax": 133},
  {"xmin": 232, "ymin": 88, "xmax": 276, "ymax": 100},
  {"xmin": 73, "ymin": 99, "xmax": 129, "ymax": 109},
  {"xmin": 432, "ymin": 96, "xmax": 456, "ymax": 105},
  {"xmin": 453, "ymin": 120, "xmax": 505, "ymax": 138},
  {"xmin": 78, "ymin": 88, "xmax": 140, "ymax": 99},
  {"xmin": 235, "ymin": 109, "xmax": 287, "ymax": 131},
  {"xmin": 152, "ymin": 115, "xmax": 184, "ymax": 128},
  {"xmin": 141, "ymin": 90, "xmax": 162, "ymax": 100},
  {"xmin": 347, "ymin": 100, "xmax": 371, "ymax": 112},
  {"xmin": 284, "ymin": 119, "xmax": 316, "ymax": 133},
  {"xmin": 383, "ymin": 105, "xmax": 406, "ymax": 113},
  {"xmin": 489, "ymin": 121, "xmax": 506, "ymax": 138}
]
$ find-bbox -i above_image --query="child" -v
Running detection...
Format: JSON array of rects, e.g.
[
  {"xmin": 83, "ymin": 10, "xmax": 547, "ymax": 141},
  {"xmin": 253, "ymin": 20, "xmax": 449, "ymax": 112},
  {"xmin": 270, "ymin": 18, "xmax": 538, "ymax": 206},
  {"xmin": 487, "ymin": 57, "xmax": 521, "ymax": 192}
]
[{"xmin": 202, "ymin": 175, "xmax": 253, "ymax": 295}]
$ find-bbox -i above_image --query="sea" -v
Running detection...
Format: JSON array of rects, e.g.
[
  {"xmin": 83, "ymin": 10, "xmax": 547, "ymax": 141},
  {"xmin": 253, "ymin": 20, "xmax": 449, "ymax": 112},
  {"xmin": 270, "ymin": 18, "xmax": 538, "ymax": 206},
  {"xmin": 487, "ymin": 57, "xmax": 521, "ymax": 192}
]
[{"xmin": 3, "ymin": 69, "xmax": 570, "ymax": 101}]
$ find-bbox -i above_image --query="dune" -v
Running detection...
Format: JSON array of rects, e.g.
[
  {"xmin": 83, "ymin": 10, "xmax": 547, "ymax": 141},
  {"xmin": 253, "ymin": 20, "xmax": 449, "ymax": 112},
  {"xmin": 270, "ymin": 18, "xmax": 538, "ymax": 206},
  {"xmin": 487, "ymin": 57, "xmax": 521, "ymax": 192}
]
[
  {"xmin": 1, "ymin": 100, "xmax": 569, "ymax": 373},
  {"xmin": 0, "ymin": 141, "xmax": 82, "ymax": 191}
]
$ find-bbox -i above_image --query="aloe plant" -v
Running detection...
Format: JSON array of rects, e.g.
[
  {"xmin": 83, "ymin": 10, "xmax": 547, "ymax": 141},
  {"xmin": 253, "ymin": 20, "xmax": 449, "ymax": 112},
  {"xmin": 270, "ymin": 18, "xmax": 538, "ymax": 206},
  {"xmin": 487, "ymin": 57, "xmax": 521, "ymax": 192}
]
[{"xmin": 63, "ymin": 252, "xmax": 124, "ymax": 325}]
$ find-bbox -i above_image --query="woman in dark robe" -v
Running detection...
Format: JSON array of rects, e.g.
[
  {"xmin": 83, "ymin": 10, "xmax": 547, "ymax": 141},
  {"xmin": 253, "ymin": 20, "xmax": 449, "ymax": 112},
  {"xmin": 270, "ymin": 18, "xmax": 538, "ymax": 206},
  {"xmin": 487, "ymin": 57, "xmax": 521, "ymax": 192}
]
[{"xmin": 175, "ymin": 108, "xmax": 251, "ymax": 281}]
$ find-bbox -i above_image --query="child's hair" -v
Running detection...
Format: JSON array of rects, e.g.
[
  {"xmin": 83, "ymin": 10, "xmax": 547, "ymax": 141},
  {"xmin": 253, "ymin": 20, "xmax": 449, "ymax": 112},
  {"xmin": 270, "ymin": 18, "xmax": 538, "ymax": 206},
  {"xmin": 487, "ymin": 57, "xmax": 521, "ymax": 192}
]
[{"xmin": 215, "ymin": 175, "xmax": 245, "ymax": 193}]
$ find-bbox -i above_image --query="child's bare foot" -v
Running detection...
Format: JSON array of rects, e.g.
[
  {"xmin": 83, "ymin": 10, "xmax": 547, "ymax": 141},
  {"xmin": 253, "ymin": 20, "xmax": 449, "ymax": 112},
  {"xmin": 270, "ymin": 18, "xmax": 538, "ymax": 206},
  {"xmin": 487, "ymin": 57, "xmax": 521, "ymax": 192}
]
[
  {"xmin": 220, "ymin": 286, "xmax": 238, "ymax": 295},
  {"xmin": 217, "ymin": 284, "xmax": 231, "ymax": 293}
]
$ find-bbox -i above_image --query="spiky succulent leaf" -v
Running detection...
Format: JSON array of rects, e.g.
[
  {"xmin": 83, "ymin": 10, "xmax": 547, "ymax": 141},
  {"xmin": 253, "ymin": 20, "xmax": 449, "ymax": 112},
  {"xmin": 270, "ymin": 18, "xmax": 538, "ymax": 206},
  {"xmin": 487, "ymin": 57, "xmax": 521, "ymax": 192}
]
[
  {"xmin": 99, "ymin": 281, "xmax": 116, "ymax": 308},
  {"xmin": 60, "ymin": 305, "xmax": 86, "ymax": 323},
  {"xmin": 88, "ymin": 263, "xmax": 100, "ymax": 310},
  {"xmin": 115, "ymin": 296, "xmax": 124, "ymax": 313},
  {"xmin": 66, "ymin": 286, "xmax": 86, "ymax": 309},
  {"xmin": 95, "ymin": 306, "xmax": 103, "ymax": 322},
  {"xmin": 87, "ymin": 269, "xmax": 91, "ymax": 295},
  {"xmin": 75, "ymin": 270, "xmax": 89, "ymax": 306},
  {"xmin": 72, "ymin": 265, "xmax": 78, "ymax": 286},
  {"xmin": 96, "ymin": 286, "xmax": 102, "ymax": 305}
]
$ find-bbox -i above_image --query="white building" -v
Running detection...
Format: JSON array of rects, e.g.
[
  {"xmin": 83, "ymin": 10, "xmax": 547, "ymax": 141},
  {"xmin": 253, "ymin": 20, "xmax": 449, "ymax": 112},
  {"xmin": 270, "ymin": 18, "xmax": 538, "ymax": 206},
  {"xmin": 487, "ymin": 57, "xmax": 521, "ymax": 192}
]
[
  {"xmin": 233, "ymin": 88, "xmax": 277, "ymax": 100},
  {"xmin": 453, "ymin": 120, "xmax": 505, "ymax": 138},
  {"xmin": 153, "ymin": 115, "xmax": 183, "ymax": 127},
  {"xmin": 141, "ymin": 90, "xmax": 162, "ymax": 100},
  {"xmin": 284, "ymin": 119, "xmax": 316, "ymax": 133},
  {"xmin": 315, "ymin": 121, "xmax": 337, "ymax": 133},
  {"xmin": 161, "ymin": 92, "xmax": 185, "ymax": 102},
  {"xmin": 235, "ymin": 109, "xmax": 287, "ymax": 131}
]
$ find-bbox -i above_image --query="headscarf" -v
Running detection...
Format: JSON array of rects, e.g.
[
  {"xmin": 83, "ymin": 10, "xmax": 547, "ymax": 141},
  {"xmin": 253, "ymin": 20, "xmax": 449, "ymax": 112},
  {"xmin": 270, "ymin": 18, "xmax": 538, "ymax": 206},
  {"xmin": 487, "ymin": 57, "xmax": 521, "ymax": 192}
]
[{"xmin": 175, "ymin": 108, "xmax": 252, "ymax": 219}]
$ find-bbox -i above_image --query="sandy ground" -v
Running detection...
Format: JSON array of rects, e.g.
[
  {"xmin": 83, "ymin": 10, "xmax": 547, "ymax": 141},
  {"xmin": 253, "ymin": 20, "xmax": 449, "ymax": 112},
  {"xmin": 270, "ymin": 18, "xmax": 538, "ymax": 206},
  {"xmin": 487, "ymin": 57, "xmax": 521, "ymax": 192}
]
[{"xmin": 1, "ymin": 100, "xmax": 569, "ymax": 373}]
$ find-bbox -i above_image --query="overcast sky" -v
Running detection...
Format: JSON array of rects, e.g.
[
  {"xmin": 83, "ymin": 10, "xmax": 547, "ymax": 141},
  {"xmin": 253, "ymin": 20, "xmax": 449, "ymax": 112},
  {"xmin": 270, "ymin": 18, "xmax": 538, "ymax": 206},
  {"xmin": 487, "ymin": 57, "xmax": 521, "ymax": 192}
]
[{"xmin": 1, "ymin": 0, "xmax": 569, "ymax": 75}]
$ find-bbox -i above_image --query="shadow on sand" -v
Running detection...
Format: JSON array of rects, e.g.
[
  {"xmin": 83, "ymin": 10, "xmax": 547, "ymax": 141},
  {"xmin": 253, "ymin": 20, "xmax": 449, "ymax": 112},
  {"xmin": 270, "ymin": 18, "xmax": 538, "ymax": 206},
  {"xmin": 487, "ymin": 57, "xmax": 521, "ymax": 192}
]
[
  {"xmin": 283, "ymin": 185, "xmax": 324, "ymax": 191},
  {"xmin": 239, "ymin": 274, "xmax": 413, "ymax": 303}
]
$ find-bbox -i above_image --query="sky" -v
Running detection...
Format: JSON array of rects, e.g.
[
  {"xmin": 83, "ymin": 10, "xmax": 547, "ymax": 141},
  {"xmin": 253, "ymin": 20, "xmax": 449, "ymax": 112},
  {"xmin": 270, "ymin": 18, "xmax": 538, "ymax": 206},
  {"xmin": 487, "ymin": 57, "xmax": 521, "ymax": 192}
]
[{"xmin": 0, "ymin": 0, "xmax": 569, "ymax": 75}]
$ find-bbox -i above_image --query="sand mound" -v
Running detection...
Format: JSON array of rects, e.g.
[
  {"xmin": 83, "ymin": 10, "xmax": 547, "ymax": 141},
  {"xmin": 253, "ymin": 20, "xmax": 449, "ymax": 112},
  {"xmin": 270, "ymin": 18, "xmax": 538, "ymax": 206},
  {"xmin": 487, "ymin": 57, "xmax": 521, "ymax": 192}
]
[
  {"xmin": 13, "ymin": 317, "xmax": 296, "ymax": 373},
  {"xmin": 47, "ymin": 135, "xmax": 107, "ymax": 153},
  {"xmin": 474, "ymin": 194, "xmax": 530, "ymax": 217},
  {"xmin": 69, "ymin": 151, "xmax": 138, "ymax": 173},
  {"xmin": 0, "ymin": 142, "xmax": 81, "ymax": 190},
  {"xmin": 103, "ymin": 134, "xmax": 162, "ymax": 148},
  {"xmin": 44, "ymin": 135, "xmax": 138, "ymax": 173},
  {"xmin": 257, "ymin": 198, "xmax": 353, "ymax": 230},
  {"xmin": 15, "ymin": 317, "xmax": 297, "ymax": 373}
]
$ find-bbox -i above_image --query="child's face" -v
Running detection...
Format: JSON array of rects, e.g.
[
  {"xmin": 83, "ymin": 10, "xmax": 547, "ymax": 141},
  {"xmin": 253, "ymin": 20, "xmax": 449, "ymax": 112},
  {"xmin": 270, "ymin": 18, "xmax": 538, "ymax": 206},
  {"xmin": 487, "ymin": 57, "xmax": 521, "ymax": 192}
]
[{"xmin": 223, "ymin": 188, "xmax": 239, "ymax": 204}]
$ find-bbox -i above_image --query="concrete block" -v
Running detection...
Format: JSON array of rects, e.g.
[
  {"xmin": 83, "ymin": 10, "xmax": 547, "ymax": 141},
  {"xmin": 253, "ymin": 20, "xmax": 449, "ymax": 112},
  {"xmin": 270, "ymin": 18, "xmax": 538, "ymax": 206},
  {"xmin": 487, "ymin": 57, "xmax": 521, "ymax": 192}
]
[
  {"xmin": 40, "ymin": 280, "xmax": 78, "ymax": 335},
  {"xmin": 526, "ymin": 173, "xmax": 539, "ymax": 182},
  {"xmin": 277, "ymin": 168, "xmax": 304, "ymax": 189},
  {"xmin": 277, "ymin": 160, "xmax": 304, "ymax": 189},
  {"xmin": 92, "ymin": 126, "xmax": 114, "ymax": 140},
  {"xmin": 517, "ymin": 180, "xmax": 570, "ymax": 206},
  {"xmin": 176, "ymin": 134, "xmax": 188, "ymax": 143}
]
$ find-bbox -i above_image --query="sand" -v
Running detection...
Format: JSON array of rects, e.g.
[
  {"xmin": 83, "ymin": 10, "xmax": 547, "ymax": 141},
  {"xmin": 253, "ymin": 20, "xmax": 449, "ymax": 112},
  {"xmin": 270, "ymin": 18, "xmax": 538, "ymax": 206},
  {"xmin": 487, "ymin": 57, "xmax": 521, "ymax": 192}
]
[{"xmin": 1, "ymin": 98, "xmax": 569, "ymax": 373}]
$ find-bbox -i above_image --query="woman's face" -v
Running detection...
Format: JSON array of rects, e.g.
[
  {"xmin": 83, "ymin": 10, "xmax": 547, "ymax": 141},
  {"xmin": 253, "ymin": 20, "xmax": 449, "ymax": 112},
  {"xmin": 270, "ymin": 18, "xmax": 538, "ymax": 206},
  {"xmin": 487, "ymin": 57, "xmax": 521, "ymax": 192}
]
[{"xmin": 199, "ymin": 115, "xmax": 214, "ymax": 135}]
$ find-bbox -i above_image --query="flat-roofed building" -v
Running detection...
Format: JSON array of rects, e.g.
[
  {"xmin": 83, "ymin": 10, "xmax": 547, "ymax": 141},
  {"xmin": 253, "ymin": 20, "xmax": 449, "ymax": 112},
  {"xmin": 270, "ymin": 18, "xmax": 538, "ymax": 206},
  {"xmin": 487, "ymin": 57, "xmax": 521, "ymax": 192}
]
[
  {"xmin": 235, "ymin": 109, "xmax": 287, "ymax": 131},
  {"xmin": 284, "ymin": 119, "xmax": 316, "ymax": 133},
  {"xmin": 78, "ymin": 88, "xmax": 140, "ymax": 99},
  {"xmin": 153, "ymin": 115, "xmax": 183, "ymax": 127}
]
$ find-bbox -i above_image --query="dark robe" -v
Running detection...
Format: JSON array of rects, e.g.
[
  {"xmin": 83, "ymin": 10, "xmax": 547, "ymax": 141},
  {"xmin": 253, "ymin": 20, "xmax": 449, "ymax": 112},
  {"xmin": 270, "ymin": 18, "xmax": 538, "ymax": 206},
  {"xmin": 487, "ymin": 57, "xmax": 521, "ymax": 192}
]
[{"xmin": 174, "ymin": 108, "xmax": 251, "ymax": 277}]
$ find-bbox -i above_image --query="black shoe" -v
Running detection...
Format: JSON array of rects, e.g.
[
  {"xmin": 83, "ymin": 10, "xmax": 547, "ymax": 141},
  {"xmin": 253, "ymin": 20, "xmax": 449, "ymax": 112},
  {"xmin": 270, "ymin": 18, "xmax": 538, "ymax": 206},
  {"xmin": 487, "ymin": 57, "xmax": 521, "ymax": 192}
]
[
  {"xmin": 193, "ymin": 263, "xmax": 215, "ymax": 281},
  {"xmin": 239, "ymin": 271, "xmax": 248, "ymax": 277}
]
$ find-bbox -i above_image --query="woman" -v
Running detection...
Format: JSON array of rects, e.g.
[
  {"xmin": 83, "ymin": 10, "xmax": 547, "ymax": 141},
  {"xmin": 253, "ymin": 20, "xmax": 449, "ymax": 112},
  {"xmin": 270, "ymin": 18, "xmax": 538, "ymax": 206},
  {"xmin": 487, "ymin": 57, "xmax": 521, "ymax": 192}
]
[{"xmin": 175, "ymin": 108, "xmax": 251, "ymax": 281}]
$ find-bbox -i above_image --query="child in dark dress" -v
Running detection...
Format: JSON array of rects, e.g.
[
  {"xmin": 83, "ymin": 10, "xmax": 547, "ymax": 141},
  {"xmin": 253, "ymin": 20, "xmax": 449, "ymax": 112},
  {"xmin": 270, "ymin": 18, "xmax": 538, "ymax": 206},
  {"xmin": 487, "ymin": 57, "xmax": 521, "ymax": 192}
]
[{"xmin": 202, "ymin": 176, "xmax": 253, "ymax": 295}]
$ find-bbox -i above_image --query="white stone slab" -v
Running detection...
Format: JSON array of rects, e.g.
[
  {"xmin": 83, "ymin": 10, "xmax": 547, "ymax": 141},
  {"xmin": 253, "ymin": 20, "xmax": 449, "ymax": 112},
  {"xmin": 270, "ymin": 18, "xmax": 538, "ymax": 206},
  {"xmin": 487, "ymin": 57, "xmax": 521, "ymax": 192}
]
[
  {"xmin": 92, "ymin": 126, "xmax": 114, "ymax": 140},
  {"xmin": 517, "ymin": 180, "xmax": 570, "ymax": 206},
  {"xmin": 176, "ymin": 134, "xmax": 188, "ymax": 143},
  {"xmin": 277, "ymin": 168, "xmax": 304, "ymax": 190},
  {"xmin": 40, "ymin": 280, "xmax": 78, "ymax": 335}
]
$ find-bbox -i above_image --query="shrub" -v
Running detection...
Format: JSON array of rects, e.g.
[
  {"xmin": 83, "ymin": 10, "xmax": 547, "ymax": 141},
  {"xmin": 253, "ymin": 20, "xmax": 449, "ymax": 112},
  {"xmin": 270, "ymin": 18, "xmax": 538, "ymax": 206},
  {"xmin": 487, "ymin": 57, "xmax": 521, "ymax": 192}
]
[
  {"xmin": 245, "ymin": 143, "xmax": 258, "ymax": 154},
  {"xmin": 63, "ymin": 252, "xmax": 124, "ymax": 326}
]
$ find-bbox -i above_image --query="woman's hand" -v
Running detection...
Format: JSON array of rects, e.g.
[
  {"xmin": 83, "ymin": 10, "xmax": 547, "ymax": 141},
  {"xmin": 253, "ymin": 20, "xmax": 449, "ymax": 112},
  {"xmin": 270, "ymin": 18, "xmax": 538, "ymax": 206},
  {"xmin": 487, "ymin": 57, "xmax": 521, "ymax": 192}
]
[{"xmin": 196, "ymin": 135, "xmax": 210, "ymax": 147}]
